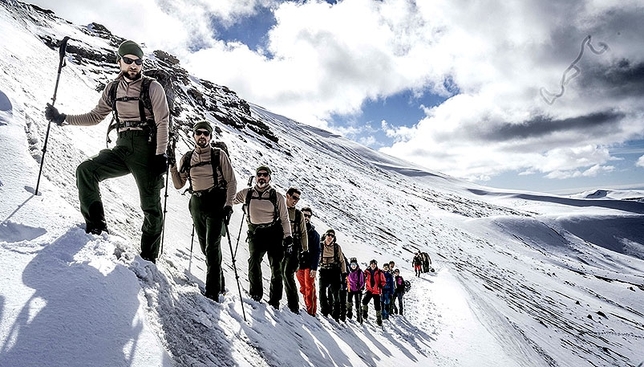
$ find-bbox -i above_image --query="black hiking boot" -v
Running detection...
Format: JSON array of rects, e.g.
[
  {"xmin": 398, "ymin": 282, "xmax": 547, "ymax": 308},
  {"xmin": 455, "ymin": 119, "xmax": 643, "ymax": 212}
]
[{"xmin": 85, "ymin": 221, "xmax": 108, "ymax": 235}]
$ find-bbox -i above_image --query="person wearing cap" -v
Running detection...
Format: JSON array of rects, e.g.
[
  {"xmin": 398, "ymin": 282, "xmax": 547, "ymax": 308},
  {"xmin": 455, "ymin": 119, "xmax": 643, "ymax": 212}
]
[
  {"xmin": 234, "ymin": 165, "xmax": 292, "ymax": 308},
  {"xmin": 296, "ymin": 206, "xmax": 320, "ymax": 316},
  {"xmin": 317, "ymin": 228, "xmax": 347, "ymax": 322},
  {"xmin": 362, "ymin": 259, "xmax": 386, "ymax": 326},
  {"xmin": 170, "ymin": 120, "xmax": 237, "ymax": 301},
  {"xmin": 346, "ymin": 257, "xmax": 366, "ymax": 322},
  {"xmin": 280, "ymin": 187, "xmax": 308, "ymax": 313},
  {"xmin": 45, "ymin": 40, "xmax": 169, "ymax": 263}
]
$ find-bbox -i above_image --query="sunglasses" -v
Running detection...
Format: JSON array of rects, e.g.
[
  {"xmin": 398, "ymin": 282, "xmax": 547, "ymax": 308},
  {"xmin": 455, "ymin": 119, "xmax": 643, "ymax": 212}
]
[
  {"xmin": 194, "ymin": 130, "xmax": 210, "ymax": 137},
  {"xmin": 122, "ymin": 56, "xmax": 143, "ymax": 66},
  {"xmin": 257, "ymin": 172, "xmax": 269, "ymax": 177},
  {"xmin": 291, "ymin": 195, "xmax": 300, "ymax": 201},
  {"xmin": 326, "ymin": 233, "xmax": 335, "ymax": 238},
  {"xmin": 303, "ymin": 213, "xmax": 312, "ymax": 218}
]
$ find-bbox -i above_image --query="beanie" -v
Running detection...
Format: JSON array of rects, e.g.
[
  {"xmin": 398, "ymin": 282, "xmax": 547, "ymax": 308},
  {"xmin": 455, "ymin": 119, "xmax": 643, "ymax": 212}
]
[
  {"xmin": 117, "ymin": 40, "xmax": 144, "ymax": 59},
  {"xmin": 256, "ymin": 165, "xmax": 272, "ymax": 175},
  {"xmin": 192, "ymin": 120, "xmax": 213, "ymax": 133},
  {"xmin": 370, "ymin": 259, "xmax": 378, "ymax": 265}
]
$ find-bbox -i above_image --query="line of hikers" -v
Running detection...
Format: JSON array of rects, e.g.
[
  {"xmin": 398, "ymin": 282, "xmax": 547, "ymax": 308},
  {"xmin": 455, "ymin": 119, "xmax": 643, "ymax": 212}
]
[
  {"xmin": 44, "ymin": 39, "xmax": 415, "ymax": 325},
  {"xmin": 412, "ymin": 251, "xmax": 433, "ymax": 277}
]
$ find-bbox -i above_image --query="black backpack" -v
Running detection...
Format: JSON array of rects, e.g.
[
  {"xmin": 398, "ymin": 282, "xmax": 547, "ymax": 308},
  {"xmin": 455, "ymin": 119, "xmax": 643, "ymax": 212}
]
[
  {"xmin": 404, "ymin": 280, "xmax": 411, "ymax": 292},
  {"xmin": 179, "ymin": 147, "xmax": 227, "ymax": 193},
  {"xmin": 105, "ymin": 68, "xmax": 174, "ymax": 147},
  {"xmin": 245, "ymin": 187, "xmax": 280, "ymax": 225}
]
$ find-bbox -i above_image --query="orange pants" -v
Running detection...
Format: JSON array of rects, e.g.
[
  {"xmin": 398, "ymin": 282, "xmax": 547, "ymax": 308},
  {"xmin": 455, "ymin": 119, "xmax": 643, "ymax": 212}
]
[{"xmin": 296, "ymin": 268, "xmax": 317, "ymax": 316}]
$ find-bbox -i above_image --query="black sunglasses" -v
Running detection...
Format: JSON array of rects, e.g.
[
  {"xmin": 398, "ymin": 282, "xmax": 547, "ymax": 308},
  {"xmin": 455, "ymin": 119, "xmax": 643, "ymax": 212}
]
[
  {"xmin": 303, "ymin": 213, "xmax": 312, "ymax": 218},
  {"xmin": 291, "ymin": 195, "xmax": 300, "ymax": 201},
  {"xmin": 257, "ymin": 172, "xmax": 269, "ymax": 177},
  {"xmin": 122, "ymin": 56, "xmax": 143, "ymax": 66},
  {"xmin": 194, "ymin": 130, "xmax": 210, "ymax": 137}
]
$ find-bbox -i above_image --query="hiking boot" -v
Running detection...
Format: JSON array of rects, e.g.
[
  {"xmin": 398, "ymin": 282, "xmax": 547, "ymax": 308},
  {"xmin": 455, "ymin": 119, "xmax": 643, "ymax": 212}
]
[
  {"xmin": 85, "ymin": 221, "xmax": 108, "ymax": 235},
  {"xmin": 376, "ymin": 314, "xmax": 383, "ymax": 326},
  {"xmin": 362, "ymin": 304, "xmax": 368, "ymax": 320}
]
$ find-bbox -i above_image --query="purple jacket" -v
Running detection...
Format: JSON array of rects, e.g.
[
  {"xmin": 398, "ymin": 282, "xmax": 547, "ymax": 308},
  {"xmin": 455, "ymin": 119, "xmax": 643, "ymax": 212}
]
[{"xmin": 347, "ymin": 267, "xmax": 365, "ymax": 292}]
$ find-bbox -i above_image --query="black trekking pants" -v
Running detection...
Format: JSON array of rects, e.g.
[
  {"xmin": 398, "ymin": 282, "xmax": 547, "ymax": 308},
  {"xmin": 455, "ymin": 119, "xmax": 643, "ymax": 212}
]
[
  {"xmin": 319, "ymin": 268, "xmax": 341, "ymax": 320},
  {"xmin": 247, "ymin": 223, "xmax": 284, "ymax": 305}
]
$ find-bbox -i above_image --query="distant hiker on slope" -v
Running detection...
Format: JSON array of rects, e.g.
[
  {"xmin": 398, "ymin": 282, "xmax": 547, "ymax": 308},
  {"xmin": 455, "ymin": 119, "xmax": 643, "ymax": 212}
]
[
  {"xmin": 318, "ymin": 229, "xmax": 347, "ymax": 322},
  {"xmin": 233, "ymin": 165, "xmax": 292, "ymax": 309},
  {"xmin": 362, "ymin": 259, "xmax": 386, "ymax": 326},
  {"xmin": 296, "ymin": 206, "xmax": 320, "ymax": 316},
  {"xmin": 421, "ymin": 251, "xmax": 433, "ymax": 273},
  {"xmin": 346, "ymin": 257, "xmax": 366, "ymax": 323},
  {"xmin": 170, "ymin": 121, "xmax": 237, "ymax": 301},
  {"xmin": 412, "ymin": 252, "xmax": 423, "ymax": 277},
  {"xmin": 45, "ymin": 40, "xmax": 169, "ymax": 263},
  {"xmin": 282, "ymin": 187, "xmax": 308, "ymax": 313}
]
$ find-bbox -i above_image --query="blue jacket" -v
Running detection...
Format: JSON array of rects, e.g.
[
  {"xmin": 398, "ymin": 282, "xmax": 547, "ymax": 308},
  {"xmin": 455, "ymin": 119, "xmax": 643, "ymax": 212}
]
[
  {"xmin": 382, "ymin": 271, "xmax": 395, "ymax": 295},
  {"xmin": 307, "ymin": 223, "xmax": 321, "ymax": 271}
]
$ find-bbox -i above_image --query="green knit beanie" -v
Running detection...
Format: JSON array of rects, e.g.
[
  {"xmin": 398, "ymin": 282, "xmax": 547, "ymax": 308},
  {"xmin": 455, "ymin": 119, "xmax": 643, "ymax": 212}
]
[
  {"xmin": 192, "ymin": 121, "xmax": 213, "ymax": 133},
  {"xmin": 117, "ymin": 40, "xmax": 144, "ymax": 59}
]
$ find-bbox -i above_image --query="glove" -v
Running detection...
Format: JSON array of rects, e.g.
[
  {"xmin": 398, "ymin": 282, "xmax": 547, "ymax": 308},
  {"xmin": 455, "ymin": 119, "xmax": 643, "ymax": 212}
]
[
  {"xmin": 223, "ymin": 205, "xmax": 233, "ymax": 225},
  {"xmin": 152, "ymin": 154, "xmax": 167, "ymax": 176},
  {"xmin": 167, "ymin": 152, "xmax": 177, "ymax": 167},
  {"xmin": 283, "ymin": 236, "xmax": 294, "ymax": 255},
  {"xmin": 45, "ymin": 103, "xmax": 66, "ymax": 125},
  {"xmin": 298, "ymin": 250, "xmax": 310, "ymax": 268}
]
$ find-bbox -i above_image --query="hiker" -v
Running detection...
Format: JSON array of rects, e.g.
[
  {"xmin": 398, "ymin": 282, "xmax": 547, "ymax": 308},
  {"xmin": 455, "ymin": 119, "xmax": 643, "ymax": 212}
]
[
  {"xmin": 381, "ymin": 262, "xmax": 395, "ymax": 320},
  {"xmin": 362, "ymin": 259, "xmax": 386, "ymax": 326},
  {"xmin": 412, "ymin": 252, "xmax": 423, "ymax": 277},
  {"xmin": 45, "ymin": 40, "xmax": 169, "ymax": 263},
  {"xmin": 169, "ymin": 121, "xmax": 237, "ymax": 301},
  {"xmin": 296, "ymin": 206, "xmax": 320, "ymax": 316},
  {"xmin": 281, "ymin": 188, "xmax": 308, "ymax": 313},
  {"xmin": 392, "ymin": 269, "xmax": 405, "ymax": 315},
  {"xmin": 346, "ymin": 257, "xmax": 366, "ymax": 323},
  {"xmin": 421, "ymin": 251, "xmax": 433, "ymax": 273},
  {"xmin": 318, "ymin": 229, "xmax": 347, "ymax": 322},
  {"xmin": 233, "ymin": 165, "xmax": 291, "ymax": 308}
]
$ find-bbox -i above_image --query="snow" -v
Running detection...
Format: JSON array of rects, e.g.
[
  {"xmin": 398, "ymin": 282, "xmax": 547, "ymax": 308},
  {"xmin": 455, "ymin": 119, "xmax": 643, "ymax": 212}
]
[{"xmin": 1, "ymin": 2, "xmax": 644, "ymax": 367}]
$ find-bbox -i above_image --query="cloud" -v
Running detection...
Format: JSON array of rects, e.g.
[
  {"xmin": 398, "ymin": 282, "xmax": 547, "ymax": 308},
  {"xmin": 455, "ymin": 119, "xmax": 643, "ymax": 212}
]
[{"xmin": 637, "ymin": 156, "xmax": 644, "ymax": 168}]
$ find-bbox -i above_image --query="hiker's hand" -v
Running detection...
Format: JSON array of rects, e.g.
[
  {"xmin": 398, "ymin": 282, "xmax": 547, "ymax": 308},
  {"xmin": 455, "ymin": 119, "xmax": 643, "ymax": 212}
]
[
  {"xmin": 167, "ymin": 152, "xmax": 176, "ymax": 167},
  {"xmin": 152, "ymin": 154, "xmax": 167, "ymax": 176},
  {"xmin": 45, "ymin": 104, "xmax": 66, "ymax": 126},
  {"xmin": 223, "ymin": 205, "xmax": 233, "ymax": 225},
  {"xmin": 310, "ymin": 270, "xmax": 316, "ymax": 278},
  {"xmin": 283, "ymin": 236, "xmax": 294, "ymax": 255}
]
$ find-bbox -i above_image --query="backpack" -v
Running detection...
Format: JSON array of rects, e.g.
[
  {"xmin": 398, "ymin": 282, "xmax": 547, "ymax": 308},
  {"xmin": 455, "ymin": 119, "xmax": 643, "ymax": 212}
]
[
  {"xmin": 290, "ymin": 209, "xmax": 302, "ymax": 244},
  {"xmin": 404, "ymin": 280, "xmax": 411, "ymax": 292},
  {"xmin": 245, "ymin": 187, "xmax": 280, "ymax": 225},
  {"xmin": 105, "ymin": 68, "xmax": 175, "ymax": 147},
  {"xmin": 179, "ymin": 147, "xmax": 227, "ymax": 193}
]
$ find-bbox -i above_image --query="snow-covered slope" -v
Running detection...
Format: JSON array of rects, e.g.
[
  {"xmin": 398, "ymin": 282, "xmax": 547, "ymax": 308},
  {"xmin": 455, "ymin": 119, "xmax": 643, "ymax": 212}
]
[{"xmin": 1, "ymin": 2, "xmax": 643, "ymax": 366}]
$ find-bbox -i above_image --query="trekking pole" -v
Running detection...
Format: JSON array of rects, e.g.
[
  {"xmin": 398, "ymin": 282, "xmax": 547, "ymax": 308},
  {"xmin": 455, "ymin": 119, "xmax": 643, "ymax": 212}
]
[
  {"xmin": 159, "ymin": 128, "xmax": 177, "ymax": 256},
  {"xmin": 35, "ymin": 36, "xmax": 70, "ymax": 196},
  {"xmin": 225, "ymin": 223, "xmax": 247, "ymax": 322},
  {"xmin": 233, "ymin": 174, "xmax": 254, "ymax": 258},
  {"xmin": 188, "ymin": 224, "xmax": 195, "ymax": 273}
]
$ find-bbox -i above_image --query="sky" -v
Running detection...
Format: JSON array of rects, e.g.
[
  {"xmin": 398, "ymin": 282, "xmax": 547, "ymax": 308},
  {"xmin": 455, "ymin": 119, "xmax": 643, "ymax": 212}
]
[
  {"xmin": 1, "ymin": 5, "xmax": 644, "ymax": 365},
  {"xmin": 27, "ymin": 0, "xmax": 644, "ymax": 193}
]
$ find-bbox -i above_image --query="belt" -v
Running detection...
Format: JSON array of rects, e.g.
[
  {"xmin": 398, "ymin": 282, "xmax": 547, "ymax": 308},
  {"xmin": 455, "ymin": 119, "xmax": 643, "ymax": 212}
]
[
  {"xmin": 118, "ymin": 120, "xmax": 149, "ymax": 129},
  {"xmin": 192, "ymin": 187, "xmax": 216, "ymax": 197}
]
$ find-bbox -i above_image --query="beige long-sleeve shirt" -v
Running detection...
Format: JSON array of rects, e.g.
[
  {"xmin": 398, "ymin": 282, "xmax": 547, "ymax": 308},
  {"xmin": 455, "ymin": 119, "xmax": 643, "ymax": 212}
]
[
  {"xmin": 234, "ymin": 185, "xmax": 291, "ymax": 238},
  {"xmin": 65, "ymin": 73, "xmax": 169, "ymax": 155},
  {"xmin": 319, "ymin": 240, "xmax": 346, "ymax": 271},
  {"xmin": 170, "ymin": 146, "xmax": 237, "ymax": 207},
  {"xmin": 288, "ymin": 207, "xmax": 308, "ymax": 251}
]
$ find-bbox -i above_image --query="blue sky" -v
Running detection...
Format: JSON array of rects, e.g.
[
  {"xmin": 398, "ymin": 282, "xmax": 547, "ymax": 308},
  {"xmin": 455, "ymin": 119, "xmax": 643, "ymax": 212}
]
[{"xmin": 31, "ymin": 0, "xmax": 644, "ymax": 193}]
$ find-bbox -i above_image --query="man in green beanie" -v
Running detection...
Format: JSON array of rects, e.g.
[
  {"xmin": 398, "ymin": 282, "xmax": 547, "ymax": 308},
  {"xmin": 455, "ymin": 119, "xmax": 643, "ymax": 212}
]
[
  {"xmin": 233, "ymin": 165, "xmax": 292, "ymax": 308},
  {"xmin": 169, "ymin": 121, "xmax": 237, "ymax": 301},
  {"xmin": 45, "ymin": 40, "xmax": 169, "ymax": 264}
]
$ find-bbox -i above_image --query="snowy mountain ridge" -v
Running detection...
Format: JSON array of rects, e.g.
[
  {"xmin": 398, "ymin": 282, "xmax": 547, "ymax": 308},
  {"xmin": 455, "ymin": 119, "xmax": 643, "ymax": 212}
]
[{"xmin": 1, "ymin": 1, "xmax": 643, "ymax": 366}]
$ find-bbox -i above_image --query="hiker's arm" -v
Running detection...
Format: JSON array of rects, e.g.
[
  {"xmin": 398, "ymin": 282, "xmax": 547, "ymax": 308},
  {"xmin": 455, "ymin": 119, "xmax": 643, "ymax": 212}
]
[
  {"xmin": 299, "ymin": 212, "xmax": 308, "ymax": 251},
  {"xmin": 233, "ymin": 188, "xmax": 248, "ymax": 205},
  {"xmin": 219, "ymin": 151, "xmax": 237, "ymax": 207},
  {"xmin": 170, "ymin": 152, "xmax": 189, "ymax": 189},
  {"xmin": 65, "ymin": 83, "xmax": 113, "ymax": 126},
  {"xmin": 276, "ymin": 193, "xmax": 292, "ymax": 238},
  {"xmin": 149, "ymin": 81, "xmax": 169, "ymax": 155}
]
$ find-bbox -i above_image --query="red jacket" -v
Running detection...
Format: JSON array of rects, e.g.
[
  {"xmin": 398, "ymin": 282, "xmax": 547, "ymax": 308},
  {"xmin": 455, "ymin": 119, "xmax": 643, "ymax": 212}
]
[{"xmin": 364, "ymin": 267, "xmax": 386, "ymax": 294}]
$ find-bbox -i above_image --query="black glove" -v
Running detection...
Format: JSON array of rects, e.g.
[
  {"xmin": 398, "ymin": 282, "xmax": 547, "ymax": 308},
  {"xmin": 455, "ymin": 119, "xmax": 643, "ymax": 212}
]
[
  {"xmin": 223, "ymin": 205, "xmax": 233, "ymax": 225},
  {"xmin": 298, "ymin": 250, "xmax": 310, "ymax": 268},
  {"xmin": 283, "ymin": 236, "xmax": 294, "ymax": 255},
  {"xmin": 167, "ymin": 152, "xmax": 176, "ymax": 167},
  {"xmin": 152, "ymin": 154, "xmax": 167, "ymax": 176},
  {"xmin": 45, "ymin": 103, "xmax": 66, "ymax": 125}
]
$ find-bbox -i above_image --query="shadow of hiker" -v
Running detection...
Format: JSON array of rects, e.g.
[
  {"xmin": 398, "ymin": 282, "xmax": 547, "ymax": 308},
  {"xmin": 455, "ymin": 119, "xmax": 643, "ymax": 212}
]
[{"xmin": 0, "ymin": 227, "xmax": 153, "ymax": 367}]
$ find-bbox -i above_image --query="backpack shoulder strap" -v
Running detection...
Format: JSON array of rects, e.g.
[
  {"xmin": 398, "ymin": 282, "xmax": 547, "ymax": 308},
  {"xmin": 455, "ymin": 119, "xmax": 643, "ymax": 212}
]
[
  {"xmin": 210, "ymin": 148, "xmax": 225, "ymax": 188},
  {"xmin": 105, "ymin": 80, "xmax": 120, "ymax": 147}
]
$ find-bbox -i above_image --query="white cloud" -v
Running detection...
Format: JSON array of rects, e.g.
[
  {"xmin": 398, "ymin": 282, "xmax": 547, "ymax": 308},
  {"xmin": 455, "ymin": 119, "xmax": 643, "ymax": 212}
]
[{"xmin": 637, "ymin": 155, "xmax": 644, "ymax": 168}]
